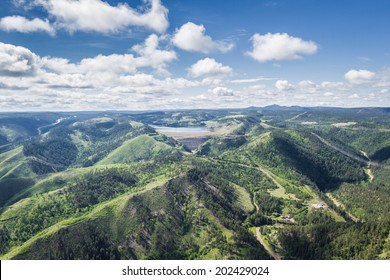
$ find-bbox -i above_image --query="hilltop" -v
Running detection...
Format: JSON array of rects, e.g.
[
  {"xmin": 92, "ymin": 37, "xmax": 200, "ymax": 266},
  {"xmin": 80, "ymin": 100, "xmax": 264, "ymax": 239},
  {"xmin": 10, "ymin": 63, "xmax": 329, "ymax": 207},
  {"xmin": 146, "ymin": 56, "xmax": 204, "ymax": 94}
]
[{"xmin": 0, "ymin": 107, "xmax": 389, "ymax": 260}]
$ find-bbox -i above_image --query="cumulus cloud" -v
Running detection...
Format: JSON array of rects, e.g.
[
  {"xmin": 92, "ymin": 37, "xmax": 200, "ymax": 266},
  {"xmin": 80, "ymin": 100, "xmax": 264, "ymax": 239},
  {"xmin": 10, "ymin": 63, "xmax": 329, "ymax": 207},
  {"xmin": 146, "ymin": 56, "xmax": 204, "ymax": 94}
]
[
  {"xmin": 0, "ymin": 41, "xmax": 200, "ymax": 111},
  {"xmin": 172, "ymin": 22, "xmax": 234, "ymax": 53},
  {"xmin": 0, "ymin": 81, "xmax": 28, "ymax": 90},
  {"xmin": 187, "ymin": 58, "xmax": 232, "ymax": 78},
  {"xmin": 0, "ymin": 16, "xmax": 55, "ymax": 35},
  {"xmin": 230, "ymin": 77, "xmax": 277, "ymax": 84},
  {"xmin": 321, "ymin": 81, "xmax": 345, "ymax": 89},
  {"xmin": 10, "ymin": 0, "xmax": 169, "ymax": 34},
  {"xmin": 275, "ymin": 80, "xmax": 294, "ymax": 91},
  {"xmin": 349, "ymin": 93, "xmax": 360, "ymax": 99},
  {"xmin": 40, "ymin": 34, "xmax": 176, "ymax": 76},
  {"xmin": 116, "ymin": 74, "xmax": 198, "ymax": 95},
  {"xmin": 0, "ymin": 42, "xmax": 38, "ymax": 76},
  {"xmin": 131, "ymin": 34, "xmax": 177, "ymax": 75},
  {"xmin": 297, "ymin": 80, "xmax": 318, "ymax": 93},
  {"xmin": 247, "ymin": 32, "xmax": 318, "ymax": 62},
  {"xmin": 2, "ymin": 39, "xmax": 390, "ymax": 110},
  {"xmin": 45, "ymin": 73, "xmax": 93, "ymax": 89},
  {"xmin": 324, "ymin": 92, "xmax": 335, "ymax": 96},
  {"xmin": 298, "ymin": 80, "xmax": 316, "ymax": 88},
  {"xmin": 209, "ymin": 87, "xmax": 235, "ymax": 96},
  {"xmin": 0, "ymin": 39, "xmax": 182, "ymax": 92},
  {"xmin": 344, "ymin": 69, "xmax": 376, "ymax": 84}
]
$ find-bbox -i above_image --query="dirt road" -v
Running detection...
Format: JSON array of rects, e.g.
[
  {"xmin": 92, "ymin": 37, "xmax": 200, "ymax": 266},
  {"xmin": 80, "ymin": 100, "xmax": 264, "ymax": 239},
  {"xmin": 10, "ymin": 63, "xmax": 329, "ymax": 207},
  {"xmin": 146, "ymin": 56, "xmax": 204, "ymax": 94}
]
[
  {"xmin": 361, "ymin": 151, "xmax": 374, "ymax": 182},
  {"xmin": 326, "ymin": 193, "xmax": 360, "ymax": 223},
  {"xmin": 255, "ymin": 227, "xmax": 282, "ymax": 260},
  {"xmin": 253, "ymin": 192, "xmax": 282, "ymax": 260}
]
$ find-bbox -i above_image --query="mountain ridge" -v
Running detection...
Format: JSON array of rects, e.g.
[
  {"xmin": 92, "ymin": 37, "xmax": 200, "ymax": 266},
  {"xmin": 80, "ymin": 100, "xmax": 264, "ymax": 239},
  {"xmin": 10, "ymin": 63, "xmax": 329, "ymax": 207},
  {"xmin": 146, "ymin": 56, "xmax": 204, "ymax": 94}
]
[{"xmin": 0, "ymin": 107, "xmax": 389, "ymax": 259}]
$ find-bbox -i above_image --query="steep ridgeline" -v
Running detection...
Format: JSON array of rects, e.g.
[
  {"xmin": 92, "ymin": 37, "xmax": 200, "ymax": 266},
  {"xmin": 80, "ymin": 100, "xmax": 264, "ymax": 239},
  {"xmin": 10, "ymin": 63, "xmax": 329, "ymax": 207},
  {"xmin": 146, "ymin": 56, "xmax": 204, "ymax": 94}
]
[
  {"xmin": 1, "ymin": 169, "xmax": 271, "ymax": 260},
  {"xmin": 232, "ymin": 130, "xmax": 367, "ymax": 191},
  {"xmin": 0, "ymin": 109, "xmax": 389, "ymax": 260},
  {"xmin": 22, "ymin": 118, "xmax": 185, "ymax": 173},
  {"xmin": 0, "ymin": 147, "xmax": 36, "ymax": 207},
  {"xmin": 23, "ymin": 118, "xmax": 139, "ymax": 173},
  {"xmin": 0, "ymin": 117, "xmax": 184, "ymax": 209}
]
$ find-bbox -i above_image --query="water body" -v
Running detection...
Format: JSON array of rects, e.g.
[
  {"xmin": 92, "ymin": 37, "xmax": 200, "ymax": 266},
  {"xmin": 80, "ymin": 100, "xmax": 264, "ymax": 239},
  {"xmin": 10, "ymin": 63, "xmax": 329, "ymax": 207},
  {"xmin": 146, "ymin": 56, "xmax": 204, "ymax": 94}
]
[
  {"xmin": 150, "ymin": 125, "xmax": 210, "ymax": 133},
  {"xmin": 37, "ymin": 117, "xmax": 69, "ymax": 135}
]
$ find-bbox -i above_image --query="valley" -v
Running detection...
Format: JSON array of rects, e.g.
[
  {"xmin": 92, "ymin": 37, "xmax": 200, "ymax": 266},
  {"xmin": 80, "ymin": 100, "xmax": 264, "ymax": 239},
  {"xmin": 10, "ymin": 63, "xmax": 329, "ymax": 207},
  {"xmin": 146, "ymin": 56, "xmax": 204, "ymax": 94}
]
[{"xmin": 0, "ymin": 106, "xmax": 389, "ymax": 260}]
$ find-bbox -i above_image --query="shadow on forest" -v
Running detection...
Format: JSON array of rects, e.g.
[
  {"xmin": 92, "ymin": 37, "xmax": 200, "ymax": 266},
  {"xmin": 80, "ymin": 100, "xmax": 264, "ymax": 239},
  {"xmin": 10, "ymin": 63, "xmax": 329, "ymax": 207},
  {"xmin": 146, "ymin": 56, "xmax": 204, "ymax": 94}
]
[{"xmin": 371, "ymin": 146, "xmax": 390, "ymax": 162}]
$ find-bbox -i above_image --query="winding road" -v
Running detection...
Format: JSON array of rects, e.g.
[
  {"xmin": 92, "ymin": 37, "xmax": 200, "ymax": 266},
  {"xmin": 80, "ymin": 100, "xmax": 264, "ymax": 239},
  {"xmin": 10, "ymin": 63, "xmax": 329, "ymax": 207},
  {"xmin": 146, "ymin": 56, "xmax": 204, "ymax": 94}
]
[
  {"xmin": 255, "ymin": 227, "xmax": 282, "ymax": 260},
  {"xmin": 361, "ymin": 151, "xmax": 374, "ymax": 182},
  {"xmin": 252, "ymin": 192, "xmax": 282, "ymax": 260},
  {"xmin": 311, "ymin": 132, "xmax": 389, "ymax": 170},
  {"xmin": 325, "ymin": 193, "xmax": 360, "ymax": 223},
  {"xmin": 311, "ymin": 133, "xmax": 368, "ymax": 164}
]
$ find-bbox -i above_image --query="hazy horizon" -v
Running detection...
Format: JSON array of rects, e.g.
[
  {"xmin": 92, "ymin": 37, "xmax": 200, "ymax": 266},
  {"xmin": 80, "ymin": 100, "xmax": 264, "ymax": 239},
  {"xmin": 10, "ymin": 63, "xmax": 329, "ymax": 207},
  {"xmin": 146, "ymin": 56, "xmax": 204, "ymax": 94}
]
[{"xmin": 1, "ymin": 104, "xmax": 390, "ymax": 114}]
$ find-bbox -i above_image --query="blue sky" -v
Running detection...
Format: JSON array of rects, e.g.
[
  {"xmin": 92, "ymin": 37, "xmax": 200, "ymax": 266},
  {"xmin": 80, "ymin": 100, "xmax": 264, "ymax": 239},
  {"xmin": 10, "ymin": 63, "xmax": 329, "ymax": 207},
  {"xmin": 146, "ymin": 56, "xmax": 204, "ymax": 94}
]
[{"xmin": 0, "ymin": 0, "xmax": 389, "ymax": 111}]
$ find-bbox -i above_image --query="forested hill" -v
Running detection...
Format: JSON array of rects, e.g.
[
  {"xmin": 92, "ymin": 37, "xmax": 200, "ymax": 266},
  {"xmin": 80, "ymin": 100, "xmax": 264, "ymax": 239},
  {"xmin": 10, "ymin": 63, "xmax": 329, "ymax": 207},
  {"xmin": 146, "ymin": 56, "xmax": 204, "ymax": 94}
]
[{"xmin": 0, "ymin": 107, "xmax": 389, "ymax": 260}]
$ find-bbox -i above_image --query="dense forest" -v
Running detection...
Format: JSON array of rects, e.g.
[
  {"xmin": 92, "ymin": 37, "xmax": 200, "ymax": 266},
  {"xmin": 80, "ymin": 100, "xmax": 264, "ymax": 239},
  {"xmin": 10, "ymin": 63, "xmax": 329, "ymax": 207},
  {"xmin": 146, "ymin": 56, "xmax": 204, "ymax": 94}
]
[{"xmin": 0, "ymin": 107, "xmax": 389, "ymax": 260}]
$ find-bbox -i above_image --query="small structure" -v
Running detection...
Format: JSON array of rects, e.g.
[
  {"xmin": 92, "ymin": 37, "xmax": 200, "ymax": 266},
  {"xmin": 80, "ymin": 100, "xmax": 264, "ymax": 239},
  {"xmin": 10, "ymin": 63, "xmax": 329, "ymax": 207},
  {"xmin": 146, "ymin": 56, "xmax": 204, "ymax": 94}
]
[
  {"xmin": 311, "ymin": 202, "xmax": 327, "ymax": 209},
  {"xmin": 281, "ymin": 214, "xmax": 295, "ymax": 223}
]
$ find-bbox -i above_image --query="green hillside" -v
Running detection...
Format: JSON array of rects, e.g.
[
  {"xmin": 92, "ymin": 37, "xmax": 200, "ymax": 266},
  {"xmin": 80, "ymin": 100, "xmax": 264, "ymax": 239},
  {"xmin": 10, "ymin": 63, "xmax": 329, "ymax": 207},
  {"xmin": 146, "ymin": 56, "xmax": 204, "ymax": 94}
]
[
  {"xmin": 98, "ymin": 134, "xmax": 174, "ymax": 165},
  {"xmin": 236, "ymin": 130, "xmax": 367, "ymax": 191},
  {"xmin": 0, "ymin": 108, "xmax": 389, "ymax": 260},
  {"xmin": 0, "ymin": 147, "xmax": 36, "ymax": 207},
  {"xmin": 2, "ymin": 173, "xmax": 270, "ymax": 260}
]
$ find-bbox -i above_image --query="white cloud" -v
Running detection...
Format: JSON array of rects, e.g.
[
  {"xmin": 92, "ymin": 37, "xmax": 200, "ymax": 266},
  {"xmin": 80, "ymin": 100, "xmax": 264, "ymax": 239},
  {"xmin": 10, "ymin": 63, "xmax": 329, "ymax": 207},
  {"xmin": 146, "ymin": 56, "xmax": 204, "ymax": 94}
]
[
  {"xmin": 0, "ymin": 40, "xmax": 200, "ymax": 111},
  {"xmin": 113, "ymin": 74, "xmax": 198, "ymax": 96},
  {"xmin": 344, "ymin": 69, "xmax": 376, "ymax": 84},
  {"xmin": 230, "ymin": 77, "xmax": 277, "ymax": 84},
  {"xmin": 0, "ymin": 42, "xmax": 38, "ymax": 76},
  {"xmin": 172, "ymin": 22, "xmax": 234, "ymax": 53},
  {"xmin": 2, "ymin": 40, "xmax": 390, "ymax": 110},
  {"xmin": 187, "ymin": 58, "xmax": 233, "ymax": 78},
  {"xmin": 22, "ymin": 0, "xmax": 169, "ymax": 34},
  {"xmin": 321, "ymin": 81, "xmax": 345, "ymax": 89},
  {"xmin": 131, "ymin": 34, "xmax": 177, "ymax": 75},
  {"xmin": 40, "ymin": 57, "xmax": 76, "ymax": 74},
  {"xmin": 43, "ymin": 73, "xmax": 93, "ymax": 89},
  {"xmin": 0, "ymin": 16, "xmax": 55, "ymax": 35},
  {"xmin": 41, "ymin": 34, "xmax": 176, "ymax": 76},
  {"xmin": 247, "ymin": 32, "xmax": 318, "ymax": 62},
  {"xmin": 245, "ymin": 84, "xmax": 267, "ymax": 91},
  {"xmin": 298, "ymin": 80, "xmax": 316, "ymax": 88},
  {"xmin": 372, "ymin": 67, "xmax": 390, "ymax": 87},
  {"xmin": 275, "ymin": 80, "xmax": 294, "ymax": 91},
  {"xmin": 298, "ymin": 80, "xmax": 318, "ymax": 93},
  {"xmin": 209, "ymin": 87, "xmax": 235, "ymax": 96},
  {"xmin": 324, "ymin": 92, "xmax": 335, "ymax": 96},
  {"xmin": 0, "ymin": 39, "xmax": 182, "ymax": 92},
  {"xmin": 349, "ymin": 93, "xmax": 360, "ymax": 99}
]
